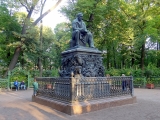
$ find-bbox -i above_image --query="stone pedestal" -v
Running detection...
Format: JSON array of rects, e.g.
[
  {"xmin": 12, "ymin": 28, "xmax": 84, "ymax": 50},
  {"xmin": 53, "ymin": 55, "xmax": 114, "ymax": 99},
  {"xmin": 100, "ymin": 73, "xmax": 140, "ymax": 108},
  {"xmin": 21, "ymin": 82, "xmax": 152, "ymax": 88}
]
[
  {"xmin": 59, "ymin": 46, "xmax": 105, "ymax": 77},
  {"xmin": 32, "ymin": 46, "xmax": 137, "ymax": 115},
  {"xmin": 32, "ymin": 95, "xmax": 137, "ymax": 115},
  {"xmin": 33, "ymin": 73, "xmax": 137, "ymax": 115}
]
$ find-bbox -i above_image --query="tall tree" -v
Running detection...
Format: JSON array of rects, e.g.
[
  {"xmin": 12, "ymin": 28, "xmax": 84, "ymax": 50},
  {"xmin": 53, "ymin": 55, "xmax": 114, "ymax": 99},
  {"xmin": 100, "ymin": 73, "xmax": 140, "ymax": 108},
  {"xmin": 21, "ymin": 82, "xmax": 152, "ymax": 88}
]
[
  {"xmin": 52, "ymin": 22, "xmax": 70, "ymax": 68},
  {"xmin": 0, "ymin": 5, "xmax": 21, "ymax": 75},
  {"xmin": 4, "ymin": 0, "xmax": 63, "ymax": 77},
  {"xmin": 38, "ymin": 0, "xmax": 46, "ymax": 77},
  {"xmin": 61, "ymin": 0, "xmax": 160, "ymax": 71}
]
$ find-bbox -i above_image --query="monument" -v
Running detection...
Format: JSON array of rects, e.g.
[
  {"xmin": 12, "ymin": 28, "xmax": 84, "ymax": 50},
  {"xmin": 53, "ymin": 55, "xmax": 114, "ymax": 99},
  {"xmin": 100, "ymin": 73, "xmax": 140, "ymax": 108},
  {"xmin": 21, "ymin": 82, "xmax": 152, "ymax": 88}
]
[
  {"xmin": 70, "ymin": 13, "xmax": 94, "ymax": 48},
  {"xmin": 32, "ymin": 12, "xmax": 136, "ymax": 115},
  {"xmin": 59, "ymin": 13, "xmax": 105, "ymax": 78}
]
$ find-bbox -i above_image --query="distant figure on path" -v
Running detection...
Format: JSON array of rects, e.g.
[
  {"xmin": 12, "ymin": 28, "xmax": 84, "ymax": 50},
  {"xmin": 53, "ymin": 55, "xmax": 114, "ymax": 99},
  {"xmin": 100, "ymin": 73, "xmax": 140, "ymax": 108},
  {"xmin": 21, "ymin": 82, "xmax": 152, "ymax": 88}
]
[
  {"xmin": 14, "ymin": 80, "xmax": 19, "ymax": 91},
  {"xmin": 33, "ymin": 79, "xmax": 38, "ymax": 96},
  {"xmin": 122, "ymin": 74, "xmax": 127, "ymax": 91},
  {"xmin": 20, "ymin": 81, "xmax": 26, "ymax": 90},
  {"xmin": 70, "ymin": 12, "xmax": 95, "ymax": 48}
]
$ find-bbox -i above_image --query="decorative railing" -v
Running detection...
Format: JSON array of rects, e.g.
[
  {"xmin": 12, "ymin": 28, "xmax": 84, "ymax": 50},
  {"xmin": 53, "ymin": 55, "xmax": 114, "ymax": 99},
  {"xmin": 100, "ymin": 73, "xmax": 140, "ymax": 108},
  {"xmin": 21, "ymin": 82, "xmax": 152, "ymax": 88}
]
[
  {"xmin": 36, "ymin": 76, "xmax": 133, "ymax": 102},
  {"xmin": 36, "ymin": 77, "xmax": 71, "ymax": 102}
]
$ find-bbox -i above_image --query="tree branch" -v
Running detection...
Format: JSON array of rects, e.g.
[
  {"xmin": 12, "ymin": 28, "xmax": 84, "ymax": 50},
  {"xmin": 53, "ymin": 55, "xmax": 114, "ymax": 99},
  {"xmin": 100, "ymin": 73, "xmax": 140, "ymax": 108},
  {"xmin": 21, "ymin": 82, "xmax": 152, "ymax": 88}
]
[
  {"xmin": 24, "ymin": 0, "xmax": 31, "ymax": 10},
  {"xmin": 33, "ymin": 0, "xmax": 63, "ymax": 26},
  {"xmin": 40, "ymin": 0, "xmax": 47, "ymax": 15},
  {"xmin": 19, "ymin": 0, "xmax": 29, "ymax": 12}
]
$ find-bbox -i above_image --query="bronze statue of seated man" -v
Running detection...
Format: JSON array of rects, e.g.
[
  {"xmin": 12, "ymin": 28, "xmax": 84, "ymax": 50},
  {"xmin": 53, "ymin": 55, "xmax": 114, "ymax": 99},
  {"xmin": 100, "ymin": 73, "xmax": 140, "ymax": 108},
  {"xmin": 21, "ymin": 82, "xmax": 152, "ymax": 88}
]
[{"xmin": 70, "ymin": 13, "xmax": 95, "ymax": 48}]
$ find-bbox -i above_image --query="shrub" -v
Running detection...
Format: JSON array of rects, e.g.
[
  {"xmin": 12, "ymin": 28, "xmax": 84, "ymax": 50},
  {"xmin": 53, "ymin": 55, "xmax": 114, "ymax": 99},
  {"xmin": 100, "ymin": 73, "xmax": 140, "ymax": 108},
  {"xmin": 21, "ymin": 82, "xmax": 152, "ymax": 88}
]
[{"xmin": 10, "ymin": 67, "xmax": 27, "ymax": 83}]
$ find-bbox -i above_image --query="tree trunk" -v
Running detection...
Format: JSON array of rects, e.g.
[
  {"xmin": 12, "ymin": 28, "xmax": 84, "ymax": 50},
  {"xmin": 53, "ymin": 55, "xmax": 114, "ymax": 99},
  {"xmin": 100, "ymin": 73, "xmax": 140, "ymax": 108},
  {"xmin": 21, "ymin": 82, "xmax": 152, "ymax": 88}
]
[
  {"xmin": 38, "ymin": 25, "xmax": 43, "ymax": 76},
  {"xmin": 113, "ymin": 47, "xmax": 117, "ymax": 68},
  {"xmin": 106, "ymin": 49, "xmax": 110, "ymax": 69},
  {"xmin": 4, "ymin": 47, "xmax": 21, "ymax": 77},
  {"xmin": 38, "ymin": 57, "xmax": 43, "ymax": 76},
  {"xmin": 21, "ymin": 52, "xmax": 24, "ymax": 69},
  {"xmin": 3, "ymin": 5, "xmax": 35, "ymax": 78},
  {"xmin": 122, "ymin": 56, "xmax": 125, "ymax": 68},
  {"xmin": 157, "ymin": 42, "xmax": 160, "ymax": 67},
  {"xmin": 38, "ymin": 20, "xmax": 43, "ymax": 77},
  {"xmin": 140, "ymin": 44, "xmax": 145, "ymax": 70},
  {"xmin": 131, "ymin": 57, "xmax": 134, "ymax": 67},
  {"xmin": 38, "ymin": 0, "xmax": 46, "ymax": 77}
]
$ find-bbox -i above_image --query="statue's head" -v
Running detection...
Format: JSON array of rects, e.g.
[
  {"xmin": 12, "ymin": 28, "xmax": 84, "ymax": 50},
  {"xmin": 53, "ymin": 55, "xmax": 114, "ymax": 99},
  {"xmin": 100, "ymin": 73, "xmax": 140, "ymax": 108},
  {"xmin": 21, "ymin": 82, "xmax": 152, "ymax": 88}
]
[{"xmin": 77, "ymin": 13, "xmax": 83, "ymax": 21}]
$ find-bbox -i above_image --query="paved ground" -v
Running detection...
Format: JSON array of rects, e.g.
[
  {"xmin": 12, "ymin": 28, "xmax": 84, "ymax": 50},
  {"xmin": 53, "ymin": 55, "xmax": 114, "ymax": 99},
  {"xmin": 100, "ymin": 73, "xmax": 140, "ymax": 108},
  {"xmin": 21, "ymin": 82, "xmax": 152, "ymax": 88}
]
[{"xmin": 0, "ymin": 88, "xmax": 160, "ymax": 120}]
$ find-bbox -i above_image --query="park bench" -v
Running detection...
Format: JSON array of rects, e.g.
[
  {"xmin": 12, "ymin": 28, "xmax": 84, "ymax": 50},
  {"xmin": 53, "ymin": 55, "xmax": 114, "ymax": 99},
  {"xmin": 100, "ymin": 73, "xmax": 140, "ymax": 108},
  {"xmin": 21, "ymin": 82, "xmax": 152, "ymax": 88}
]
[{"xmin": 10, "ymin": 82, "xmax": 27, "ymax": 91}]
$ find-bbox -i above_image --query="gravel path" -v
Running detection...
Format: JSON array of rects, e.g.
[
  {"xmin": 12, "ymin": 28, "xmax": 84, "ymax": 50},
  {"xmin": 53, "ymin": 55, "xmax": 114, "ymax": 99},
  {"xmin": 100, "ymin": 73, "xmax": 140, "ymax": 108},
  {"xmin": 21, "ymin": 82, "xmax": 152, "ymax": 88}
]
[{"xmin": 0, "ymin": 88, "xmax": 160, "ymax": 120}]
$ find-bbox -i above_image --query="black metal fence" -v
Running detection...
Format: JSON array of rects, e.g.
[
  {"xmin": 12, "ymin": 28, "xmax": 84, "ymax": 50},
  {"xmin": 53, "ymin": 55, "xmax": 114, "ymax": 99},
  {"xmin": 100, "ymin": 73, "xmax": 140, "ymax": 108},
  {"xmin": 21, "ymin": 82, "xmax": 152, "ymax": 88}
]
[{"xmin": 36, "ymin": 76, "xmax": 133, "ymax": 102}]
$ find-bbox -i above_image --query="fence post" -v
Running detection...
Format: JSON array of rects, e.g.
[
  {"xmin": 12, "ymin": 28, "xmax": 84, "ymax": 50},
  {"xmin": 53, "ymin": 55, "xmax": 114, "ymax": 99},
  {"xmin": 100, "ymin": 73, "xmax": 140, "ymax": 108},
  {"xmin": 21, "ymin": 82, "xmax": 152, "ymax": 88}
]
[
  {"xmin": 131, "ymin": 76, "xmax": 134, "ymax": 96},
  {"xmin": 28, "ymin": 72, "xmax": 30, "ymax": 89},
  {"xmin": 7, "ymin": 71, "xmax": 11, "ymax": 91},
  {"xmin": 70, "ymin": 72, "xmax": 75, "ymax": 102}
]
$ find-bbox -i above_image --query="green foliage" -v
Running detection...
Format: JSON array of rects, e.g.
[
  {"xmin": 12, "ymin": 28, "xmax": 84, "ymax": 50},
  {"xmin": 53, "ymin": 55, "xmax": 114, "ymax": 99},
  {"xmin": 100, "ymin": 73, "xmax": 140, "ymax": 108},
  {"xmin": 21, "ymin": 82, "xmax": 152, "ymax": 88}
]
[
  {"xmin": 132, "ymin": 69, "xmax": 144, "ymax": 77},
  {"xmin": 27, "ymin": 69, "xmax": 59, "ymax": 77},
  {"xmin": 29, "ymin": 70, "xmax": 39, "ymax": 78},
  {"xmin": 146, "ymin": 78, "xmax": 153, "ymax": 84},
  {"xmin": 150, "ymin": 77, "xmax": 160, "ymax": 87},
  {"xmin": 51, "ymin": 68, "xmax": 59, "ymax": 77},
  {"xmin": 1, "ymin": 0, "xmax": 160, "ymax": 77},
  {"xmin": 105, "ymin": 68, "xmax": 142, "ymax": 77},
  {"xmin": 0, "ymin": 5, "xmax": 21, "ymax": 73},
  {"xmin": 133, "ymin": 77, "xmax": 146, "ymax": 88},
  {"xmin": 51, "ymin": 22, "xmax": 70, "ymax": 68},
  {"xmin": 61, "ymin": 0, "xmax": 160, "ymax": 71},
  {"xmin": 42, "ymin": 69, "xmax": 59, "ymax": 77},
  {"xmin": 105, "ymin": 66, "xmax": 160, "ymax": 78},
  {"xmin": 105, "ymin": 68, "xmax": 122, "ymax": 76},
  {"xmin": 10, "ymin": 67, "xmax": 28, "ymax": 83},
  {"xmin": 145, "ymin": 63, "xmax": 160, "ymax": 77}
]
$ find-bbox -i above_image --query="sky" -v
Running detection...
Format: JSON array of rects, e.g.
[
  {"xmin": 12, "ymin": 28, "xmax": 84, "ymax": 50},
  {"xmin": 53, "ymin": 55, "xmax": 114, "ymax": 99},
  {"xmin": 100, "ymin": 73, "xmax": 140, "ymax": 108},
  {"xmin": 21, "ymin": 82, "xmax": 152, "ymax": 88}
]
[
  {"xmin": 41, "ymin": 0, "xmax": 69, "ymax": 29},
  {"xmin": 31, "ymin": 0, "xmax": 69, "ymax": 30}
]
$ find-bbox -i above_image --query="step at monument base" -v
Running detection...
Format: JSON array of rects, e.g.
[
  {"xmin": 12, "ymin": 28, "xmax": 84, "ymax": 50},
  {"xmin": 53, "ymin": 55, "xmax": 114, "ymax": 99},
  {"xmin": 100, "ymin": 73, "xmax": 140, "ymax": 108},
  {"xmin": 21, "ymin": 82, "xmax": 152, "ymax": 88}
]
[{"xmin": 32, "ymin": 96, "xmax": 137, "ymax": 115}]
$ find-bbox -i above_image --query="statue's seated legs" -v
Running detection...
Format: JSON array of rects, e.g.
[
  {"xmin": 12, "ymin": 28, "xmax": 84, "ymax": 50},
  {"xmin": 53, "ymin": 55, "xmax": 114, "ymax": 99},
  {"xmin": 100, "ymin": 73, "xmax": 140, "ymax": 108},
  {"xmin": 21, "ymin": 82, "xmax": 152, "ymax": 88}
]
[
  {"xmin": 70, "ymin": 30, "xmax": 94, "ymax": 48},
  {"xmin": 74, "ymin": 30, "xmax": 81, "ymax": 46},
  {"xmin": 86, "ymin": 32, "xmax": 94, "ymax": 48}
]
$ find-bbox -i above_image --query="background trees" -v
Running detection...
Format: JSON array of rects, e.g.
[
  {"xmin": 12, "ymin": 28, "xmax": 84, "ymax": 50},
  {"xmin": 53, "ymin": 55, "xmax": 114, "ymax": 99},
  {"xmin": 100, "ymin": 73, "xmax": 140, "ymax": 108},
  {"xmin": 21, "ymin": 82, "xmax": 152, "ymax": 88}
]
[
  {"xmin": 61, "ymin": 0, "xmax": 160, "ymax": 76},
  {"xmin": 2, "ymin": 0, "xmax": 63, "ymax": 77},
  {"xmin": 1, "ymin": 0, "xmax": 160, "ymax": 77},
  {"xmin": 0, "ymin": 4, "xmax": 21, "ymax": 75},
  {"xmin": 61, "ymin": 0, "xmax": 133, "ymax": 69},
  {"xmin": 0, "ymin": 0, "xmax": 63, "ymax": 77}
]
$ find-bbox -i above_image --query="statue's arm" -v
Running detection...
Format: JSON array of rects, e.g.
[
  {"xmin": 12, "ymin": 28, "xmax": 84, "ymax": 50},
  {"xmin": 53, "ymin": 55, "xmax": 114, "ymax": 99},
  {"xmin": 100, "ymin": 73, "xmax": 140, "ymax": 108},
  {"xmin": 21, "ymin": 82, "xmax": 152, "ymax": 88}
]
[
  {"xmin": 83, "ymin": 22, "xmax": 87, "ymax": 31},
  {"xmin": 72, "ymin": 21, "xmax": 83, "ymax": 31}
]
